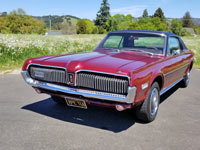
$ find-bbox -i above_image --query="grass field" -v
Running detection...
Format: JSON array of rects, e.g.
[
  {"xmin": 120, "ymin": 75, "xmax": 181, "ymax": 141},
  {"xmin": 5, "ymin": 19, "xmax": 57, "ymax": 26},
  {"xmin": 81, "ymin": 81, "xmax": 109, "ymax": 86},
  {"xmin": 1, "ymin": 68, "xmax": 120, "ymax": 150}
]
[
  {"xmin": 0, "ymin": 34, "xmax": 199, "ymax": 71},
  {"xmin": 0, "ymin": 34, "xmax": 105, "ymax": 71}
]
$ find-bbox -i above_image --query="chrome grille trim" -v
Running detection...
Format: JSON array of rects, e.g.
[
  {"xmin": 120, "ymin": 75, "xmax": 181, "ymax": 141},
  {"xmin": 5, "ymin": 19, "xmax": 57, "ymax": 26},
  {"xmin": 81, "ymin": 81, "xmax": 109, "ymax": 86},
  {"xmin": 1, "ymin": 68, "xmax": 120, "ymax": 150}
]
[
  {"xmin": 29, "ymin": 66, "xmax": 66, "ymax": 84},
  {"xmin": 76, "ymin": 71, "xmax": 129, "ymax": 94},
  {"xmin": 21, "ymin": 70, "xmax": 136, "ymax": 104}
]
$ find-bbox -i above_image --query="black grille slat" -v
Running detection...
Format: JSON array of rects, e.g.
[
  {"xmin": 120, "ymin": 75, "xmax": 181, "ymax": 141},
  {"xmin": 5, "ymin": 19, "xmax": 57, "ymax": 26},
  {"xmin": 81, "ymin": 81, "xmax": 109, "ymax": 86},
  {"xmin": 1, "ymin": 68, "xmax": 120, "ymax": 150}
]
[
  {"xmin": 29, "ymin": 66, "xmax": 66, "ymax": 84},
  {"xmin": 76, "ymin": 72, "xmax": 129, "ymax": 94}
]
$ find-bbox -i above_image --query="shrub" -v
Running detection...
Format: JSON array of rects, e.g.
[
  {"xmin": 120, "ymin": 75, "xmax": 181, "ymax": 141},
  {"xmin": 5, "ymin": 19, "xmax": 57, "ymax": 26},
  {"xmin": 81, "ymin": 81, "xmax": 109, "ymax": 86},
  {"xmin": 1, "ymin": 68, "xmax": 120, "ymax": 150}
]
[
  {"xmin": 170, "ymin": 19, "xmax": 183, "ymax": 35},
  {"xmin": 181, "ymin": 29, "xmax": 193, "ymax": 36},
  {"xmin": 76, "ymin": 19, "xmax": 97, "ymax": 34},
  {"xmin": 194, "ymin": 27, "xmax": 200, "ymax": 35},
  {"xmin": 92, "ymin": 26, "xmax": 99, "ymax": 34},
  {"xmin": 98, "ymin": 26, "xmax": 107, "ymax": 34},
  {"xmin": 0, "ymin": 11, "xmax": 47, "ymax": 34}
]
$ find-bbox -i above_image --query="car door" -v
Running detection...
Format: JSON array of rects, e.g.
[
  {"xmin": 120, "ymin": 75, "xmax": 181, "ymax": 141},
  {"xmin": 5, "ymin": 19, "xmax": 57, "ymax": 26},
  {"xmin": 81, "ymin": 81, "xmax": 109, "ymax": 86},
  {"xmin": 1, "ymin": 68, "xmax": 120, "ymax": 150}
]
[
  {"xmin": 177, "ymin": 38, "xmax": 192, "ymax": 76},
  {"xmin": 163, "ymin": 36, "xmax": 185, "ymax": 87}
]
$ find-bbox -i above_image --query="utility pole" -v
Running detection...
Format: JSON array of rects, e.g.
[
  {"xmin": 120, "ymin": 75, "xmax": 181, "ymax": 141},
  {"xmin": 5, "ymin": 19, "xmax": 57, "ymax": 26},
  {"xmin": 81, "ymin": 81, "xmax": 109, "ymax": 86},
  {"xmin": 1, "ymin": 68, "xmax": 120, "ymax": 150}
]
[{"xmin": 49, "ymin": 15, "xmax": 51, "ymax": 32}]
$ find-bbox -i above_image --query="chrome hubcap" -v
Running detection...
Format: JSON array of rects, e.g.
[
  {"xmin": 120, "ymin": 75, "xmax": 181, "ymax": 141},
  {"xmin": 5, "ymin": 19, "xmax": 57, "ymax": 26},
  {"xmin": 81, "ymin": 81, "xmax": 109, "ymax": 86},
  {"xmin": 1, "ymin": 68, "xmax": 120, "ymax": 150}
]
[
  {"xmin": 150, "ymin": 88, "xmax": 159, "ymax": 116},
  {"xmin": 186, "ymin": 71, "xmax": 190, "ymax": 85}
]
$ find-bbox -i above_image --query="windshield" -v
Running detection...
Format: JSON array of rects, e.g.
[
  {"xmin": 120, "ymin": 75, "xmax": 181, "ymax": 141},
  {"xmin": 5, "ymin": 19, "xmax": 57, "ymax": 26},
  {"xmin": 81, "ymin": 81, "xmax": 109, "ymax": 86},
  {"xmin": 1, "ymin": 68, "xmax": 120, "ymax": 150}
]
[{"xmin": 96, "ymin": 33, "xmax": 166, "ymax": 55}]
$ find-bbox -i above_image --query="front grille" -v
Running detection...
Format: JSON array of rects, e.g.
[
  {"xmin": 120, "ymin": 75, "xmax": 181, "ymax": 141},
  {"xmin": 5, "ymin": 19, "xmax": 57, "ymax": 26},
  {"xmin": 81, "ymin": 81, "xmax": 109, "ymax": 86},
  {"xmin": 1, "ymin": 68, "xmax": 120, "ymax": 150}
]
[
  {"xmin": 29, "ymin": 66, "xmax": 66, "ymax": 84},
  {"xmin": 76, "ymin": 72, "xmax": 129, "ymax": 94}
]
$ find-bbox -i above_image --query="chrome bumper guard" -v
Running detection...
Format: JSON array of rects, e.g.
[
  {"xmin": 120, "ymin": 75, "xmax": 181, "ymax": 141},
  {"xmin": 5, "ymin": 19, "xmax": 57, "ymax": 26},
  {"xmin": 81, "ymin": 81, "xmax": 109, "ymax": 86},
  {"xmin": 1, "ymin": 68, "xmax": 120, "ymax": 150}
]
[{"xmin": 21, "ymin": 71, "xmax": 136, "ymax": 104}]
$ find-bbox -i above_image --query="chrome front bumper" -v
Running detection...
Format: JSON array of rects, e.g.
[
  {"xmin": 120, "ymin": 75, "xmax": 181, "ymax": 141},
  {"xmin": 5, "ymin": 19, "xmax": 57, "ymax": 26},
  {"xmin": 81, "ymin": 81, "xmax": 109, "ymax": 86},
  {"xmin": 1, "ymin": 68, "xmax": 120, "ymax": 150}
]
[{"xmin": 21, "ymin": 71, "xmax": 136, "ymax": 104}]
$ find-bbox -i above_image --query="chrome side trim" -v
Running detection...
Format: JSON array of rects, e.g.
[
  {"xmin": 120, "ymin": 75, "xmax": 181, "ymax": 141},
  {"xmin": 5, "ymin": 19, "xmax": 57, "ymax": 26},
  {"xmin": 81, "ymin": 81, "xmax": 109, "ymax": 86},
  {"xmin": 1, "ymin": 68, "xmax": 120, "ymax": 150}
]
[
  {"xmin": 21, "ymin": 71, "xmax": 136, "ymax": 104},
  {"xmin": 160, "ymin": 77, "xmax": 184, "ymax": 95},
  {"xmin": 164, "ymin": 63, "xmax": 189, "ymax": 76}
]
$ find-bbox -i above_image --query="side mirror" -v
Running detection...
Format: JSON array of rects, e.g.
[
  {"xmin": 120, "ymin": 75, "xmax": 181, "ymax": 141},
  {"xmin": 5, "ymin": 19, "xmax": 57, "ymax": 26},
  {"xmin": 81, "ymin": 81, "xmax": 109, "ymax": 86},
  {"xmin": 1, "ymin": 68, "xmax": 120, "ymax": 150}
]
[{"xmin": 172, "ymin": 49, "xmax": 181, "ymax": 56}]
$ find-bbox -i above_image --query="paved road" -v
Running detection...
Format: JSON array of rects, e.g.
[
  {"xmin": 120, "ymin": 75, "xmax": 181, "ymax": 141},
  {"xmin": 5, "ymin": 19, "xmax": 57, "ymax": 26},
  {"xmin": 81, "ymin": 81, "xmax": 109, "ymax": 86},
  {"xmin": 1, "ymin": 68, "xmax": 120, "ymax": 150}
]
[{"xmin": 0, "ymin": 69, "xmax": 200, "ymax": 150}]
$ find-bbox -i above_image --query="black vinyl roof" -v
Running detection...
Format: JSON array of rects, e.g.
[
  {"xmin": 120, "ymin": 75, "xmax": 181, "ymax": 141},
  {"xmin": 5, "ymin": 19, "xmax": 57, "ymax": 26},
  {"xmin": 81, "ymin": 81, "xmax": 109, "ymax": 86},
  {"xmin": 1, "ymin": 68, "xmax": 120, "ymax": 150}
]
[{"xmin": 110, "ymin": 30, "xmax": 178, "ymax": 36}]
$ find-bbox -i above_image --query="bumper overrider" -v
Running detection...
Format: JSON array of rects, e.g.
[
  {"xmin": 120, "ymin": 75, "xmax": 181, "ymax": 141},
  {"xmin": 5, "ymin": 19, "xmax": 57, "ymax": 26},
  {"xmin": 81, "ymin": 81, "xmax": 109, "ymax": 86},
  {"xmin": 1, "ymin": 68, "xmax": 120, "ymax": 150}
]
[{"xmin": 21, "ymin": 70, "xmax": 136, "ymax": 104}]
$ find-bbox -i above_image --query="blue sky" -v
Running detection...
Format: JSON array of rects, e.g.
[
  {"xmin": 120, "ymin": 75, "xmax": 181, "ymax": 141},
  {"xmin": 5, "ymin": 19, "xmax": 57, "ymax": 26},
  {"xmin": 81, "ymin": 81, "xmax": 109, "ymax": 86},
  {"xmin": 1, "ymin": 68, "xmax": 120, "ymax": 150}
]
[{"xmin": 0, "ymin": 0, "xmax": 199, "ymax": 19}]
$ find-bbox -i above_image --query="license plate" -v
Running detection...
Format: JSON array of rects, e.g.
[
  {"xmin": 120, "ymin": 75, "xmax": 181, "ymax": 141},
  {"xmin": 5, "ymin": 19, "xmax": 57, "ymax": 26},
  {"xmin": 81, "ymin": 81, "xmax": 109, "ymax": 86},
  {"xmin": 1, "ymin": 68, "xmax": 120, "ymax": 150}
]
[{"xmin": 65, "ymin": 99, "xmax": 87, "ymax": 109}]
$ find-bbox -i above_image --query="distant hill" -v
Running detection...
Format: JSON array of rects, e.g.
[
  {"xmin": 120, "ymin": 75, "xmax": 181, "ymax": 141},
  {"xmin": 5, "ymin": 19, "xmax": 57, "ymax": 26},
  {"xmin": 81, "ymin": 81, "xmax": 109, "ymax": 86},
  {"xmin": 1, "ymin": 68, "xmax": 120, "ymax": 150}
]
[
  {"xmin": 166, "ymin": 18, "xmax": 200, "ymax": 26},
  {"xmin": 192, "ymin": 18, "xmax": 200, "ymax": 26},
  {"xmin": 34, "ymin": 15, "xmax": 80, "ymax": 29},
  {"xmin": 34, "ymin": 15, "xmax": 200, "ymax": 29}
]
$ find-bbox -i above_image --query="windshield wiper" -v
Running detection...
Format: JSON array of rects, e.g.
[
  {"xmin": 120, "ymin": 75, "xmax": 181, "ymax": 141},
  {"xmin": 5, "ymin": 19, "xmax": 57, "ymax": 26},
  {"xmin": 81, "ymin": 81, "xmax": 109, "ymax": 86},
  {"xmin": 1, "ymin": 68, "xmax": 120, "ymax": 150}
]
[
  {"xmin": 98, "ymin": 47, "xmax": 121, "ymax": 52},
  {"xmin": 120, "ymin": 48, "xmax": 154, "ymax": 55}
]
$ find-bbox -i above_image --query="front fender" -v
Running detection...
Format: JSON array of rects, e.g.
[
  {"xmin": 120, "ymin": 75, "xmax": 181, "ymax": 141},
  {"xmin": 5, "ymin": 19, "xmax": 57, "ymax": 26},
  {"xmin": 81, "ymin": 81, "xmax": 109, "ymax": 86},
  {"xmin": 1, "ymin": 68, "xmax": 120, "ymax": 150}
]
[{"xmin": 131, "ymin": 67, "xmax": 164, "ymax": 104}]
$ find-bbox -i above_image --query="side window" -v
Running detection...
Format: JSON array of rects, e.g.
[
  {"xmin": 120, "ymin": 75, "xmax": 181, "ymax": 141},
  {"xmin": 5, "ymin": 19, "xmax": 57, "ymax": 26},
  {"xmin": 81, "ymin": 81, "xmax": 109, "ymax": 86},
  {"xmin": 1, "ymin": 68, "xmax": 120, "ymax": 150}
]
[{"xmin": 168, "ymin": 37, "xmax": 180, "ymax": 55}]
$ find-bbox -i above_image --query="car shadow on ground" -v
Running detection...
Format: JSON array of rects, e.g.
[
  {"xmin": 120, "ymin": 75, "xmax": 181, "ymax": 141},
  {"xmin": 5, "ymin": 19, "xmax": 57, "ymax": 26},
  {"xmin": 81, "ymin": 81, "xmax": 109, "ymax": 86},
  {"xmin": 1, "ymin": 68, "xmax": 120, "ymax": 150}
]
[
  {"xmin": 160, "ymin": 84, "xmax": 180, "ymax": 104},
  {"xmin": 21, "ymin": 84, "xmax": 180, "ymax": 133}
]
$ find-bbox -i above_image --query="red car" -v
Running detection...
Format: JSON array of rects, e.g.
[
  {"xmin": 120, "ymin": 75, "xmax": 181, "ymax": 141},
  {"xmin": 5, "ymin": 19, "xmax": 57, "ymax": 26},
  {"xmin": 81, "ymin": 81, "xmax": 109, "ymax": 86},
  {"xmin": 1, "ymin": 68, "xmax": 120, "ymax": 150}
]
[{"xmin": 21, "ymin": 30, "xmax": 194, "ymax": 122}]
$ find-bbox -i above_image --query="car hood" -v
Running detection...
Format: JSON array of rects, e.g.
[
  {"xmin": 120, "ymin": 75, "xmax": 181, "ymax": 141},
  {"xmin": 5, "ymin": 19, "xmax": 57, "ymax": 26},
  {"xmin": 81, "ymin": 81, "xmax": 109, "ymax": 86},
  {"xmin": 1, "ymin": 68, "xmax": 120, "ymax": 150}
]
[{"xmin": 30, "ymin": 50, "xmax": 162, "ymax": 76}]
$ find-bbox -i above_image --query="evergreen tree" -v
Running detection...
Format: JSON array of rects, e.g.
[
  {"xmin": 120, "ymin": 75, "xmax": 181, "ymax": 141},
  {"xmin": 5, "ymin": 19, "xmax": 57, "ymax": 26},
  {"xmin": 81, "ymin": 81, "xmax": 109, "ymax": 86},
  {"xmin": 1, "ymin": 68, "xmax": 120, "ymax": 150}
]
[
  {"xmin": 182, "ymin": 11, "xmax": 193, "ymax": 27},
  {"xmin": 142, "ymin": 9, "xmax": 148, "ymax": 18},
  {"xmin": 95, "ymin": 0, "xmax": 110, "ymax": 30},
  {"xmin": 153, "ymin": 8, "xmax": 165, "ymax": 21}
]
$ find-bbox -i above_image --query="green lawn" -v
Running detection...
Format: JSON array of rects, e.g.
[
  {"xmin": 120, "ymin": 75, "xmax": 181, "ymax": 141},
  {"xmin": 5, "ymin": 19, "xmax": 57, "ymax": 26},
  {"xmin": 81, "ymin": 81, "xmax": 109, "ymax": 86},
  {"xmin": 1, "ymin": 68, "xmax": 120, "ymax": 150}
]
[
  {"xmin": 182, "ymin": 36, "xmax": 200, "ymax": 68},
  {"xmin": 0, "ymin": 34, "xmax": 199, "ymax": 71}
]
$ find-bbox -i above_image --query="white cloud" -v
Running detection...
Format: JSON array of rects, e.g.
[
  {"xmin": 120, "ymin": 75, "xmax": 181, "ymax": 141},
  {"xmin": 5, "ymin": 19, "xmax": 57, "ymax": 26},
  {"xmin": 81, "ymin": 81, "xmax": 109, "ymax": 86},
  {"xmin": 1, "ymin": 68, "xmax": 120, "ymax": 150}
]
[{"xmin": 111, "ymin": 5, "xmax": 147, "ymax": 17}]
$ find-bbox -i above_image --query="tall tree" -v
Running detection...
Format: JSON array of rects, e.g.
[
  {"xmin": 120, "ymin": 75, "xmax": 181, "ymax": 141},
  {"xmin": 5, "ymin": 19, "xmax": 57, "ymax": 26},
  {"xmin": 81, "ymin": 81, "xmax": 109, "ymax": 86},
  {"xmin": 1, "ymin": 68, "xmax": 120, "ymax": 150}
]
[
  {"xmin": 142, "ymin": 9, "xmax": 148, "ymax": 18},
  {"xmin": 153, "ymin": 8, "xmax": 165, "ymax": 21},
  {"xmin": 182, "ymin": 11, "xmax": 193, "ymax": 27},
  {"xmin": 95, "ymin": 0, "xmax": 110, "ymax": 30}
]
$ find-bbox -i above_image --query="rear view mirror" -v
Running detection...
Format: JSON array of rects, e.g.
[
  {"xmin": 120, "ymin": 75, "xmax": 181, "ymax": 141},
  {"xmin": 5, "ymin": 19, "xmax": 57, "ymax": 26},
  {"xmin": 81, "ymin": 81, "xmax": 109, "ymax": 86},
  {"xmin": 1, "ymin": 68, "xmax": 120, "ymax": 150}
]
[{"xmin": 172, "ymin": 49, "xmax": 181, "ymax": 56}]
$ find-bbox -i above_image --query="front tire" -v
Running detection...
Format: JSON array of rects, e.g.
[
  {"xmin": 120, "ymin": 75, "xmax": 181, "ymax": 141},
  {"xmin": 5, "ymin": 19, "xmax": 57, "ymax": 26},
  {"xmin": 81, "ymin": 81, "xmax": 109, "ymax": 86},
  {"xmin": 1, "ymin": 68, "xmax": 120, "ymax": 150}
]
[{"xmin": 135, "ymin": 82, "xmax": 160, "ymax": 123}]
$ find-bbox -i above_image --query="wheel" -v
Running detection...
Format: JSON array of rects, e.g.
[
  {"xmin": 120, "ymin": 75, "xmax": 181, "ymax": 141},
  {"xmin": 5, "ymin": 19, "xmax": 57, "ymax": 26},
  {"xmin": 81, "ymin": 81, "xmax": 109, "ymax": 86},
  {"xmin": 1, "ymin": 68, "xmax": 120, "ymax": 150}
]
[
  {"xmin": 51, "ymin": 95, "xmax": 66, "ymax": 105},
  {"xmin": 180, "ymin": 70, "xmax": 190, "ymax": 88},
  {"xmin": 135, "ymin": 82, "xmax": 160, "ymax": 123}
]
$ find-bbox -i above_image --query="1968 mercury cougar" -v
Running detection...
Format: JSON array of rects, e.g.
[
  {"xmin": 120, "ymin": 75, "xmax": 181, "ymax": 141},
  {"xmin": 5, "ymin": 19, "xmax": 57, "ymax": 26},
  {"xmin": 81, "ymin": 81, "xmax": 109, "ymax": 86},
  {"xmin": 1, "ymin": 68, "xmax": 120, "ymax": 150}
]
[{"xmin": 21, "ymin": 30, "xmax": 194, "ymax": 122}]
